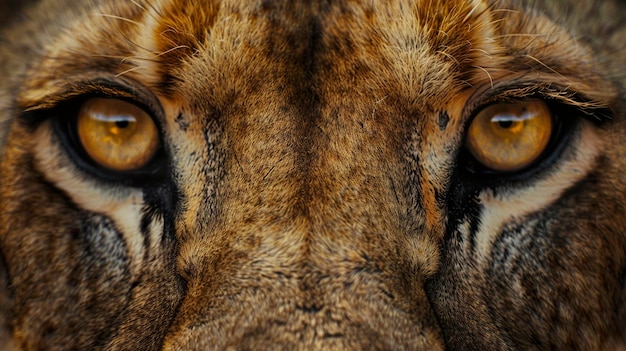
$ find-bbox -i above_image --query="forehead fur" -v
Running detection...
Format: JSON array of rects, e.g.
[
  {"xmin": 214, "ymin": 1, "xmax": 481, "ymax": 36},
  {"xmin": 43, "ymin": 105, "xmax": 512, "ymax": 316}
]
[{"xmin": 7, "ymin": 0, "xmax": 613, "ymax": 118}]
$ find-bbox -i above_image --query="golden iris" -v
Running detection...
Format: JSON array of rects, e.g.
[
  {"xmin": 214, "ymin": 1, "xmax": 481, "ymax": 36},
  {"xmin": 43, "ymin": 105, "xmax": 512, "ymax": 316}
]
[
  {"xmin": 77, "ymin": 98, "xmax": 159, "ymax": 171},
  {"xmin": 466, "ymin": 100, "xmax": 553, "ymax": 172}
]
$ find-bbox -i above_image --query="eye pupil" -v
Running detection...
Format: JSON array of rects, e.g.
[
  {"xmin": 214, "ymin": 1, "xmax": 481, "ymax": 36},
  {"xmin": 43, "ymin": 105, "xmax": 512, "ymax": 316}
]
[
  {"xmin": 498, "ymin": 120, "xmax": 513, "ymax": 128},
  {"xmin": 116, "ymin": 120, "xmax": 130, "ymax": 128}
]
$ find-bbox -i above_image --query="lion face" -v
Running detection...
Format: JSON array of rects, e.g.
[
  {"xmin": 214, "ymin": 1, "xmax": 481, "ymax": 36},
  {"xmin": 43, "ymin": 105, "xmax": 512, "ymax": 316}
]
[{"xmin": 0, "ymin": 0, "xmax": 625, "ymax": 349}]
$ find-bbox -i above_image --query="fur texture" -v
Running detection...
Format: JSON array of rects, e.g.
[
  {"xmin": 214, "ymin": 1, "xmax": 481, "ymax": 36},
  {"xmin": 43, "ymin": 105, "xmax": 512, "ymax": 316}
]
[{"xmin": 0, "ymin": 0, "xmax": 625, "ymax": 349}]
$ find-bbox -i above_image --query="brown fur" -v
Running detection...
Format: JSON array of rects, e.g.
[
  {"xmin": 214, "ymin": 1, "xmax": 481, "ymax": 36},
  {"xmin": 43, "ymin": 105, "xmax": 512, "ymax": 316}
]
[{"xmin": 0, "ymin": 0, "xmax": 625, "ymax": 349}]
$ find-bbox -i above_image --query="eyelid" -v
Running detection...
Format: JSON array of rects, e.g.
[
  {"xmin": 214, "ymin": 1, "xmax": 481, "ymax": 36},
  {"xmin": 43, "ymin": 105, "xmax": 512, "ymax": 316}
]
[
  {"xmin": 459, "ymin": 82, "xmax": 613, "ymax": 130},
  {"xmin": 20, "ymin": 77, "xmax": 167, "ymax": 125}
]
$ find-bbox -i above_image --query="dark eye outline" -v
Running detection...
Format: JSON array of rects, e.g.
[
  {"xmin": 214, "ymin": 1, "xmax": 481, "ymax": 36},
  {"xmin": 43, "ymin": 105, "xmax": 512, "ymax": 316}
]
[
  {"xmin": 464, "ymin": 99, "xmax": 555, "ymax": 173},
  {"xmin": 458, "ymin": 94, "xmax": 610, "ymax": 185},
  {"xmin": 75, "ymin": 97, "xmax": 162, "ymax": 172},
  {"xmin": 462, "ymin": 98, "xmax": 567, "ymax": 177},
  {"xmin": 41, "ymin": 84, "xmax": 169, "ymax": 187}
]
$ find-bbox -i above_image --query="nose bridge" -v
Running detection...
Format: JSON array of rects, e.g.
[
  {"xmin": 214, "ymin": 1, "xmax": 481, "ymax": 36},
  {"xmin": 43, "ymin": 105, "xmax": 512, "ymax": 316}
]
[
  {"xmin": 164, "ymin": 1, "xmax": 444, "ymax": 348},
  {"xmin": 300, "ymin": 1, "xmax": 434, "ymax": 290},
  {"xmin": 303, "ymin": 103, "xmax": 411, "ymax": 286},
  {"xmin": 168, "ymin": 102, "xmax": 442, "ymax": 349},
  {"xmin": 168, "ymin": 86, "xmax": 443, "ymax": 349}
]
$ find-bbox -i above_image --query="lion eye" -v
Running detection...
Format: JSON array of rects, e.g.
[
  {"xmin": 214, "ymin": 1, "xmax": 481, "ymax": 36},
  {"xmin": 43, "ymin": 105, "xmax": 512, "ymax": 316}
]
[
  {"xmin": 77, "ymin": 98, "xmax": 160, "ymax": 171},
  {"xmin": 465, "ymin": 100, "xmax": 553, "ymax": 173}
]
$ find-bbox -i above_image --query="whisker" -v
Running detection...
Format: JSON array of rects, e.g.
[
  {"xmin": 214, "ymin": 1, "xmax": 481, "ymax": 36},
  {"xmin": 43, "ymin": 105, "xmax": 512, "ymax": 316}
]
[
  {"xmin": 129, "ymin": 0, "xmax": 147, "ymax": 12},
  {"xmin": 524, "ymin": 54, "xmax": 564, "ymax": 77},
  {"xmin": 92, "ymin": 13, "xmax": 143, "ymax": 26},
  {"xmin": 473, "ymin": 65, "xmax": 494, "ymax": 88},
  {"xmin": 155, "ymin": 45, "xmax": 192, "ymax": 57},
  {"xmin": 436, "ymin": 50, "xmax": 460, "ymax": 65},
  {"xmin": 115, "ymin": 66, "xmax": 145, "ymax": 78},
  {"xmin": 494, "ymin": 33, "xmax": 548, "ymax": 39}
]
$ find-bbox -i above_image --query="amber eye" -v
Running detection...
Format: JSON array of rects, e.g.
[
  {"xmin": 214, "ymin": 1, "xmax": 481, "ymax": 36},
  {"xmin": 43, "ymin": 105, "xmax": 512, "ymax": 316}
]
[
  {"xmin": 77, "ymin": 98, "xmax": 160, "ymax": 171},
  {"xmin": 466, "ymin": 100, "xmax": 553, "ymax": 173}
]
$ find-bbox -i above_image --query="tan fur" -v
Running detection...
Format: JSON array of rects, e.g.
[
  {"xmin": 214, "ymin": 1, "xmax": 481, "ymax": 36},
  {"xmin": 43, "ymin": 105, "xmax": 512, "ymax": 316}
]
[{"xmin": 0, "ymin": 0, "xmax": 625, "ymax": 349}]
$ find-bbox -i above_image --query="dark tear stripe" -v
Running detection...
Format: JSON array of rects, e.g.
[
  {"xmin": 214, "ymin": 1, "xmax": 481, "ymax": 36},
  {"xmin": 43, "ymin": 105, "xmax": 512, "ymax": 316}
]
[
  {"xmin": 443, "ymin": 165, "xmax": 483, "ymax": 252},
  {"xmin": 465, "ymin": 199, "xmax": 484, "ymax": 255},
  {"xmin": 141, "ymin": 174, "xmax": 181, "ymax": 251},
  {"xmin": 138, "ymin": 175, "xmax": 188, "ymax": 350},
  {"xmin": 138, "ymin": 208, "xmax": 155, "ymax": 263}
]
